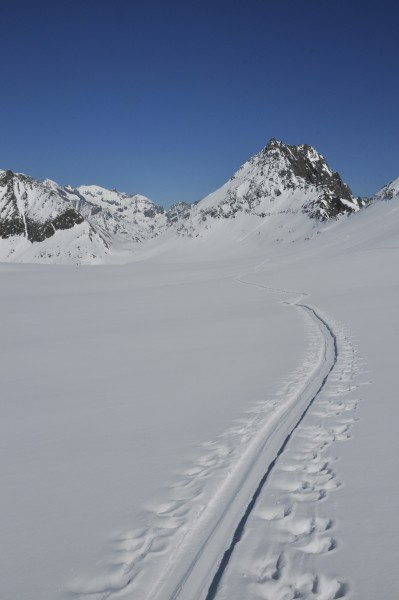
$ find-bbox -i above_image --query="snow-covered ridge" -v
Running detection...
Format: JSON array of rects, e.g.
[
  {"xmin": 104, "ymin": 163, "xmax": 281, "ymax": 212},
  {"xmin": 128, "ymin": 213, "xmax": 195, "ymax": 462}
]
[
  {"xmin": 0, "ymin": 170, "xmax": 168, "ymax": 263},
  {"xmin": 372, "ymin": 176, "xmax": 399, "ymax": 203},
  {"xmin": 68, "ymin": 185, "xmax": 167, "ymax": 240},
  {"xmin": 1, "ymin": 140, "xmax": 396, "ymax": 264}
]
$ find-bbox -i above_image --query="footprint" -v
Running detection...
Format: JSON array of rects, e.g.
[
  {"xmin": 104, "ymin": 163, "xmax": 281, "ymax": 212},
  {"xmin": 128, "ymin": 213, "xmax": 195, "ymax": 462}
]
[
  {"xmin": 303, "ymin": 461, "xmax": 329, "ymax": 474},
  {"xmin": 313, "ymin": 517, "xmax": 333, "ymax": 532},
  {"xmin": 289, "ymin": 451, "xmax": 318, "ymax": 462},
  {"xmin": 330, "ymin": 424, "xmax": 350, "ymax": 435},
  {"xmin": 283, "ymin": 517, "xmax": 315, "ymax": 537},
  {"xmin": 183, "ymin": 465, "xmax": 210, "ymax": 478},
  {"xmin": 293, "ymin": 488, "xmax": 326, "ymax": 502},
  {"xmin": 300, "ymin": 536, "xmax": 336, "ymax": 554},
  {"xmin": 258, "ymin": 552, "xmax": 286, "ymax": 583},
  {"xmin": 279, "ymin": 461, "xmax": 306, "ymax": 473},
  {"xmin": 279, "ymin": 478, "xmax": 314, "ymax": 494},
  {"xmin": 337, "ymin": 416, "xmax": 358, "ymax": 424},
  {"xmin": 313, "ymin": 575, "xmax": 349, "ymax": 599},
  {"xmin": 256, "ymin": 503, "xmax": 292, "ymax": 521},
  {"xmin": 283, "ymin": 516, "xmax": 332, "ymax": 537}
]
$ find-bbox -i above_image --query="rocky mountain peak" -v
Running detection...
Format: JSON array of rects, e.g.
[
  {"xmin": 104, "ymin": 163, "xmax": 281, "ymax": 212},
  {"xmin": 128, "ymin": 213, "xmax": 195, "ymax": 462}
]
[
  {"xmin": 257, "ymin": 139, "xmax": 353, "ymax": 202},
  {"xmin": 190, "ymin": 139, "xmax": 362, "ymax": 228}
]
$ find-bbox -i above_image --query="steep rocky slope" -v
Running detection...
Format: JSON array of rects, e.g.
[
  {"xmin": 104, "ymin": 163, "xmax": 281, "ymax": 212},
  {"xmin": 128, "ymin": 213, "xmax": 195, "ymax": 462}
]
[
  {"xmin": 173, "ymin": 139, "xmax": 363, "ymax": 238},
  {"xmin": 0, "ymin": 171, "xmax": 167, "ymax": 262}
]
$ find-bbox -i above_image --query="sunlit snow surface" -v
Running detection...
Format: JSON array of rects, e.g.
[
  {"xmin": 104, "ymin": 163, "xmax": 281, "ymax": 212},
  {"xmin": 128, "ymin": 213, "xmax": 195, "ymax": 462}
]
[{"xmin": 1, "ymin": 195, "xmax": 399, "ymax": 599}]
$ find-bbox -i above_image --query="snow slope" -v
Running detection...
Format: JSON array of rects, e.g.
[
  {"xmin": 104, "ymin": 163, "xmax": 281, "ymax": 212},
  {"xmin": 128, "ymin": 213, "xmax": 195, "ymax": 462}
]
[
  {"xmin": 211, "ymin": 197, "xmax": 399, "ymax": 600},
  {"xmin": 1, "ymin": 184, "xmax": 399, "ymax": 600},
  {"xmin": 1, "ymin": 151, "xmax": 399, "ymax": 599},
  {"xmin": 0, "ymin": 255, "xmax": 309, "ymax": 600}
]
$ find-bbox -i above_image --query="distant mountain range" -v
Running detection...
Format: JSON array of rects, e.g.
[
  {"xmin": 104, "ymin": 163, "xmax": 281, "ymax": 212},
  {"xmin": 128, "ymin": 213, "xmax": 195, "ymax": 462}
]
[{"xmin": 0, "ymin": 139, "xmax": 397, "ymax": 264}]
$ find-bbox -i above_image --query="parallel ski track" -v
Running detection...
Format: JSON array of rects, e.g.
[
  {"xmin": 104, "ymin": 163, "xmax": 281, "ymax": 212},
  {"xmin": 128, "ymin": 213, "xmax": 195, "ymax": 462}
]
[
  {"xmin": 205, "ymin": 301, "xmax": 338, "ymax": 599},
  {"xmin": 94, "ymin": 270, "xmax": 339, "ymax": 600},
  {"xmin": 166, "ymin": 274, "xmax": 339, "ymax": 600}
]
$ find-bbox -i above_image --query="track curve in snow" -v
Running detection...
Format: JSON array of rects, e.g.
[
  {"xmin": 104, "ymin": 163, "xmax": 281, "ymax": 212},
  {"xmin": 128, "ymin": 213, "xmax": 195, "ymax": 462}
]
[
  {"xmin": 153, "ymin": 274, "xmax": 339, "ymax": 600},
  {"xmin": 204, "ymin": 295, "xmax": 338, "ymax": 599}
]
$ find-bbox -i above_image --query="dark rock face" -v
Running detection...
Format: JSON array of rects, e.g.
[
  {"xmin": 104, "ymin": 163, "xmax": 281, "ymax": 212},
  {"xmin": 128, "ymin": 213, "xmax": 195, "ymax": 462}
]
[
  {"xmin": 0, "ymin": 170, "xmax": 27, "ymax": 238},
  {"xmin": 166, "ymin": 202, "xmax": 192, "ymax": 224},
  {"xmin": 0, "ymin": 215, "xmax": 25, "ymax": 238},
  {"xmin": 0, "ymin": 207, "xmax": 85, "ymax": 243},
  {"xmin": 280, "ymin": 141, "xmax": 364, "ymax": 219},
  {"xmin": 25, "ymin": 209, "xmax": 84, "ymax": 243},
  {"xmin": 260, "ymin": 139, "xmax": 360, "ymax": 220},
  {"xmin": 264, "ymin": 139, "xmax": 353, "ymax": 201},
  {"xmin": 0, "ymin": 170, "xmax": 85, "ymax": 242},
  {"xmin": 144, "ymin": 205, "xmax": 164, "ymax": 218}
]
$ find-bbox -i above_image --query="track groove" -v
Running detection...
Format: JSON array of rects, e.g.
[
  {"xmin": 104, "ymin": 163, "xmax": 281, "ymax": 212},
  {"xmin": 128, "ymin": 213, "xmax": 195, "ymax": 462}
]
[
  {"xmin": 205, "ymin": 302, "xmax": 338, "ymax": 599},
  {"xmin": 162, "ymin": 274, "xmax": 339, "ymax": 600}
]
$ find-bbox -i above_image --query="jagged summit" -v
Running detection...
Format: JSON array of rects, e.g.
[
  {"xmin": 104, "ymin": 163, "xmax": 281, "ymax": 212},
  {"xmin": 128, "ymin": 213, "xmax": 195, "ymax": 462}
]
[
  {"xmin": 262, "ymin": 139, "xmax": 349, "ymax": 189},
  {"xmin": 173, "ymin": 138, "xmax": 362, "ymax": 239},
  {"xmin": 241, "ymin": 138, "xmax": 355, "ymax": 214}
]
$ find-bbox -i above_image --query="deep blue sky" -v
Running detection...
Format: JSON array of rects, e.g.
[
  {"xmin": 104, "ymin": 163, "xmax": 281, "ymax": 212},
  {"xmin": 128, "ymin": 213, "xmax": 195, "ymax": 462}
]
[{"xmin": 1, "ymin": 0, "xmax": 398, "ymax": 206}]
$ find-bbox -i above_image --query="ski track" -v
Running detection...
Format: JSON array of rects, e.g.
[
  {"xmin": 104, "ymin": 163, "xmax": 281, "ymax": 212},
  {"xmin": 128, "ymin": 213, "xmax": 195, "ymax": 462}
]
[{"xmin": 70, "ymin": 267, "xmax": 366, "ymax": 600}]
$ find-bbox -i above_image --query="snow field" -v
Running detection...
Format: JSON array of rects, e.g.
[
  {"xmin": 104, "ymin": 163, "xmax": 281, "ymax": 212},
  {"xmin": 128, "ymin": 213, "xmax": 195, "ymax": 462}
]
[
  {"xmin": 0, "ymin": 258, "xmax": 308, "ymax": 600},
  {"xmin": 1, "ymin": 187, "xmax": 399, "ymax": 599}
]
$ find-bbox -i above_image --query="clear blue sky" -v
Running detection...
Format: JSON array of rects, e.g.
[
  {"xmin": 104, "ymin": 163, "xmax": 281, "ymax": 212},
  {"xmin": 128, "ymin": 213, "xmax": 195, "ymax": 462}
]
[{"xmin": 1, "ymin": 0, "xmax": 398, "ymax": 206}]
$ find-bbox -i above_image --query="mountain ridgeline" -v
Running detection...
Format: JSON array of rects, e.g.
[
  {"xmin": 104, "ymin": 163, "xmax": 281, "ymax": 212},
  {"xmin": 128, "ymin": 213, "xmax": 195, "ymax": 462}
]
[{"xmin": 0, "ymin": 139, "xmax": 394, "ymax": 263}]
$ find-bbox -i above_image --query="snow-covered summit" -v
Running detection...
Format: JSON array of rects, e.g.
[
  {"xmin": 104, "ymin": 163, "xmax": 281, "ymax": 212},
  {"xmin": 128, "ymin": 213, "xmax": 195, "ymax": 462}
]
[
  {"xmin": 168, "ymin": 138, "xmax": 364, "ymax": 242},
  {"xmin": 173, "ymin": 139, "xmax": 363, "ymax": 240}
]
